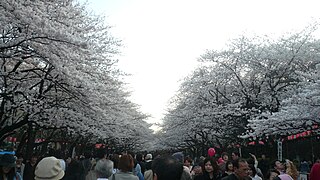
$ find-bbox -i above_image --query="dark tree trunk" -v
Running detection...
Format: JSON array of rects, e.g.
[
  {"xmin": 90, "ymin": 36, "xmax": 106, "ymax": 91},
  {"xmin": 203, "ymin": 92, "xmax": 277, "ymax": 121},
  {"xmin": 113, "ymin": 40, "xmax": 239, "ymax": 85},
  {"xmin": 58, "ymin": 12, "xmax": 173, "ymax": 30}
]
[{"xmin": 25, "ymin": 122, "xmax": 36, "ymax": 160}]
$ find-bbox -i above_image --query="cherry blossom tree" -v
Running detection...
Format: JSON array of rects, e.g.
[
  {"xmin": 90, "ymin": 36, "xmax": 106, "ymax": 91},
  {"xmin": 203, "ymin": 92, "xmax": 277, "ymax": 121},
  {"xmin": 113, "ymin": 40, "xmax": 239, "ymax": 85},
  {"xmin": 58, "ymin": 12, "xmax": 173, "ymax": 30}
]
[
  {"xmin": 160, "ymin": 24, "xmax": 320, "ymax": 152},
  {"xmin": 0, "ymin": 0, "xmax": 152, "ymax": 154}
]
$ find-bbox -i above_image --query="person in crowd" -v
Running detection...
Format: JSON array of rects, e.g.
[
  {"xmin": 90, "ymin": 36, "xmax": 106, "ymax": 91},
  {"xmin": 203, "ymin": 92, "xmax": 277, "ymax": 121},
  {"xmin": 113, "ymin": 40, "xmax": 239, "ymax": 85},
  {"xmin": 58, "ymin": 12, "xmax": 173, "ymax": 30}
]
[
  {"xmin": 34, "ymin": 156, "xmax": 65, "ymax": 180},
  {"xmin": 172, "ymin": 152, "xmax": 192, "ymax": 180},
  {"xmin": 247, "ymin": 154, "xmax": 263, "ymax": 178},
  {"xmin": 95, "ymin": 159, "xmax": 114, "ymax": 180},
  {"xmin": 221, "ymin": 159, "xmax": 250, "ymax": 180},
  {"xmin": 144, "ymin": 169, "xmax": 153, "ymax": 180},
  {"xmin": 136, "ymin": 153, "xmax": 146, "ymax": 175},
  {"xmin": 248, "ymin": 164, "xmax": 262, "ymax": 180},
  {"xmin": 0, "ymin": 153, "xmax": 22, "ymax": 180},
  {"xmin": 109, "ymin": 154, "xmax": 138, "ymax": 180},
  {"xmin": 15, "ymin": 154, "xmax": 24, "ymax": 179},
  {"xmin": 299, "ymin": 159, "xmax": 310, "ymax": 173},
  {"xmin": 86, "ymin": 157, "xmax": 98, "ymax": 180},
  {"xmin": 64, "ymin": 158, "xmax": 84, "ymax": 180},
  {"xmin": 191, "ymin": 165, "xmax": 202, "ymax": 180},
  {"xmin": 221, "ymin": 160, "xmax": 234, "ymax": 178},
  {"xmin": 309, "ymin": 161, "xmax": 320, "ymax": 180},
  {"xmin": 128, "ymin": 151, "xmax": 144, "ymax": 180},
  {"xmin": 194, "ymin": 157, "xmax": 221, "ymax": 180},
  {"xmin": 152, "ymin": 155, "xmax": 183, "ymax": 180},
  {"xmin": 272, "ymin": 160, "xmax": 285, "ymax": 174},
  {"xmin": 145, "ymin": 154, "xmax": 153, "ymax": 171},
  {"xmin": 81, "ymin": 152, "xmax": 92, "ymax": 180},
  {"xmin": 222, "ymin": 153, "xmax": 229, "ymax": 162},
  {"xmin": 219, "ymin": 152, "xmax": 229, "ymax": 172},
  {"xmin": 275, "ymin": 174, "xmax": 293, "ymax": 180},
  {"xmin": 111, "ymin": 154, "xmax": 120, "ymax": 174},
  {"xmin": 284, "ymin": 160, "xmax": 298, "ymax": 180},
  {"xmin": 265, "ymin": 169, "xmax": 280, "ymax": 180},
  {"xmin": 273, "ymin": 160, "xmax": 294, "ymax": 180},
  {"xmin": 231, "ymin": 152, "xmax": 240, "ymax": 161},
  {"xmin": 96, "ymin": 149, "xmax": 108, "ymax": 162},
  {"xmin": 184, "ymin": 157, "xmax": 193, "ymax": 173},
  {"xmin": 23, "ymin": 154, "xmax": 38, "ymax": 180},
  {"xmin": 258, "ymin": 154, "xmax": 269, "ymax": 178}
]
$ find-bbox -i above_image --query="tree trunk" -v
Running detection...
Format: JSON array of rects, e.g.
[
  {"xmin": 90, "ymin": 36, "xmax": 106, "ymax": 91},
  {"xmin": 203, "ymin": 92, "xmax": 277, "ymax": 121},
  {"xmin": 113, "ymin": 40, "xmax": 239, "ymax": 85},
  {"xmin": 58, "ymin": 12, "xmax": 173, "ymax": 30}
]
[{"xmin": 25, "ymin": 122, "xmax": 36, "ymax": 160}]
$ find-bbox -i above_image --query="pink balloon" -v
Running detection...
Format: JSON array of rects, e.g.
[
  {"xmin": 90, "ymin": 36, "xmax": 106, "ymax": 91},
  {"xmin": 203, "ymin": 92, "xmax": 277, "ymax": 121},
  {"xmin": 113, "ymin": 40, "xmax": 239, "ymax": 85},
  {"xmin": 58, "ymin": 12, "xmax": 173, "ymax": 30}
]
[
  {"xmin": 218, "ymin": 157, "xmax": 224, "ymax": 164},
  {"xmin": 208, "ymin": 148, "xmax": 216, "ymax": 157}
]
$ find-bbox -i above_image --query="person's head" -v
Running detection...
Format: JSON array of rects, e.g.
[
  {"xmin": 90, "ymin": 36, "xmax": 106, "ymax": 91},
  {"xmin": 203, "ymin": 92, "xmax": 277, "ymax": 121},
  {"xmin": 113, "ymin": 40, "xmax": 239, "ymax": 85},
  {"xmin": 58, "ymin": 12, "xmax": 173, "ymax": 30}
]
[
  {"xmin": 202, "ymin": 157, "xmax": 219, "ymax": 175},
  {"xmin": 0, "ymin": 153, "xmax": 16, "ymax": 179},
  {"xmin": 16, "ymin": 153, "xmax": 24, "ymax": 165},
  {"xmin": 221, "ymin": 152, "xmax": 229, "ymax": 161},
  {"xmin": 184, "ymin": 157, "xmax": 193, "ymax": 167},
  {"xmin": 231, "ymin": 151, "xmax": 240, "ymax": 161},
  {"xmin": 127, "ymin": 151, "xmax": 135, "ymax": 159},
  {"xmin": 35, "ymin": 156, "xmax": 65, "ymax": 180},
  {"xmin": 233, "ymin": 159, "xmax": 250, "ymax": 179},
  {"xmin": 248, "ymin": 164, "xmax": 257, "ymax": 177},
  {"xmin": 310, "ymin": 162, "xmax": 320, "ymax": 180},
  {"xmin": 110, "ymin": 154, "xmax": 119, "ymax": 169},
  {"xmin": 285, "ymin": 160, "xmax": 298, "ymax": 180},
  {"xmin": 192, "ymin": 165, "xmax": 202, "ymax": 175},
  {"xmin": 172, "ymin": 152, "xmax": 184, "ymax": 163},
  {"xmin": 225, "ymin": 160, "xmax": 234, "ymax": 172},
  {"xmin": 266, "ymin": 169, "xmax": 280, "ymax": 180},
  {"xmin": 145, "ymin": 153, "xmax": 153, "ymax": 161},
  {"xmin": 118, "ymin": 154, "xmax": 134, "ymax": 172},
  {"xmin": 96, "ymin": 148, "xmax": 107, "ymax": 159},
  {"xmin": 273, "ymin": 160, "xmax": 285, "ymax": 172},
  {"xmin": 152, "ymin": 155, "xmax": 183, "ymax": 180},
  {"xmin": 136, "ymin": 153, "xmax": 143, "ymax": 162},
  {"xmin": 31, "ymin": 154, "xmax": 38, "ymax": 164},
  {"xmin": 95, "ymin": 159, "xmax": 114, "ymax": 178}
]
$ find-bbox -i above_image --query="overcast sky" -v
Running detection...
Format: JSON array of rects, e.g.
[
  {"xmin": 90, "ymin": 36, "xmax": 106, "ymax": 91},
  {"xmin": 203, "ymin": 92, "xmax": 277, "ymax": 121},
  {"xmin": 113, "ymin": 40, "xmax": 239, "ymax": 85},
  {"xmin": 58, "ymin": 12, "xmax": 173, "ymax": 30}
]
[{"xmin": 82, "ymin": 0, "xmax": 320, "ymax": 129}]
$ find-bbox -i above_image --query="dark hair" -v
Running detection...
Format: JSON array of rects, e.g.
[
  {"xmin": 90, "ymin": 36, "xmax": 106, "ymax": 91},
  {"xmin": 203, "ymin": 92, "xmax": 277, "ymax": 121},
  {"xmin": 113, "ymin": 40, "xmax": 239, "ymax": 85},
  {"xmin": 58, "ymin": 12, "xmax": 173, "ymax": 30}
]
[
  {"xmin": 266, "ymin": 169, "xmax": 280, "ymax": 180},
  {"xmin": 232, "ymin": 158, "xmax": 247, "ymax": 169},
  {"xmin": 221, "ymin": 152, "xmax": 229, "ymax": 157},
  {"xmin": 65, "ymin": 159, "xmax": 83, "ymax": 179},
  {"xmin": 0, "ymin": 166, "xmax": 16, "ymax": 180},
  {"xmin": 96, "ymin": 149, "xmax": 107, "ymax": 159},
  {"xmin": 202, "ymin": 157, "xmax": 220, "ymax": 175},
  {"xmin": 152, "ymin": 155, "xmax": 183, "ymax": 180},
  {"xmin": 16, "ymin": 153, "xmax": 24, "ymax": 159},
  {"xmin": 249, "ymin": 164, "xmax": 257, "ymax": 176},
  {"xmin": 272, "ymin": 160, "xmax": 281, "ymax": 168},
  {"xmin": 127, "ymin": 151, "xmax": 138, "ymax": 167},
  {"xmin": 118, "ymin": 154, "xmax": 134, "ymax": 172},
  {"xmin": 111, "ymin": 154, "xmax": 120, "ymax": 169},
  {"xmin": 184, "ymin": 157, "xmax": 193, "ymax": 164},
  {"xmin": 232, "ymin": 151, "xmax": 240, "ymax": 157},
  {"xmin": 225, "ymin": 160, "xmax": 234, "ymax": 171},
  {"xmin": 136, "ymin": 153, "xmax": 143, "ymax": 162}
]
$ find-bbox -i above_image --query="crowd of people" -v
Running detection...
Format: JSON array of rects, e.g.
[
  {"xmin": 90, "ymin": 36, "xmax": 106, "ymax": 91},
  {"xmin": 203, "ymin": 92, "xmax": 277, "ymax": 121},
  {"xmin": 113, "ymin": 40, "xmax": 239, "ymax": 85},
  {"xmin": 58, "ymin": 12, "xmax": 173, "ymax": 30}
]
[{"xmin": 1, "ymin": 150, "xmax": 320, "ymax": 180}]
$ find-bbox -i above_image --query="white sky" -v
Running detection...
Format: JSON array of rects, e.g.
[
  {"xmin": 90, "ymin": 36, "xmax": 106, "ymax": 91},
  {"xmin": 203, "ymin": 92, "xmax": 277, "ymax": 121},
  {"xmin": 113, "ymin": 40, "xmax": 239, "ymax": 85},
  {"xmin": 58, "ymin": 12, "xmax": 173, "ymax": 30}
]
[{"xmin": 82, "ymin": 0, "xmax": 320, "ymax": 129}]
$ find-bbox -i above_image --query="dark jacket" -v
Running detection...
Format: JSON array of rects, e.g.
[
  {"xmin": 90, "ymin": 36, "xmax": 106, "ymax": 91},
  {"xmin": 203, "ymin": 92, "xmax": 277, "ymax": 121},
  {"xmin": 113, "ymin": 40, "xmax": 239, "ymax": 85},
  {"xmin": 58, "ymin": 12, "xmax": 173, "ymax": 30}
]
[
  {"xmin": 145, "ymin": 161, "xmax": 152, "ymax": 171},
  {"xmin": 23, "ymin": 162, "xmax": 36, "ymax": 180},
  {"xmin": 221, "ymin": 174, "xmax": 251, "ymax": 180},
  {"xmin": 194, "ymin": 172, "xmax": 222, "ymax": 180}
]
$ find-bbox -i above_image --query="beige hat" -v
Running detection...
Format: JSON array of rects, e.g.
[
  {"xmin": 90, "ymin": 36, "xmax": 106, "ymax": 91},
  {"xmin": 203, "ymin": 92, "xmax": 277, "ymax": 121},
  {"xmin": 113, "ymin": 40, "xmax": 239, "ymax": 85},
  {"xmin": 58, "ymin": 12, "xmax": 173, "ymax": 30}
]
[{"xmin": 35, "ymin": 156, "xmax": 65, "ymax": 180}]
